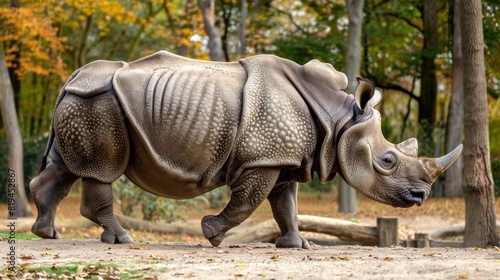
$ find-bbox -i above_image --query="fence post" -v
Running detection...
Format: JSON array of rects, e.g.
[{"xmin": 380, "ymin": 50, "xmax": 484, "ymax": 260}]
[
  {"xmin": 415, "ymin": 233, "xmax": 430, "ymax": 248},
  {"xmin": 377, "ymin": 217, "xmax": 398, "ymax": 247}
]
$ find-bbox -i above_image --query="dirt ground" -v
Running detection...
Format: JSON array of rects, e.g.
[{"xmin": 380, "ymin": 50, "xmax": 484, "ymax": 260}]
[
  {"xmin": 2, "ymin": 195, "xmax": 500, "ymax": 279},
  {"xmin": 10, "ymin": 238, "xmax": 500, "ymax": 279}
]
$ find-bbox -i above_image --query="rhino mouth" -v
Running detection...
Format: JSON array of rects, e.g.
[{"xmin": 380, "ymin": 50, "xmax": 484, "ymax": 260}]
[
  {"xmin": 402, "ymin": 188, "xmax": 427, "ymax": 207},
  {"xmin": 366, "ymin": 184, "xmax": 431, "ymax": 208},
  {"xmin": 391, "ymin": 186, "xmax": 430, "ymax": 208}
]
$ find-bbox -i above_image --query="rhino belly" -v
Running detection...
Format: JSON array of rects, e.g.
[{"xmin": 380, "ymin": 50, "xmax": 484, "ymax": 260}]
[
  {"xmin": 124, "ymin": 128, "xmax": 226, "ymax": 199},
  {"xmin": 114, "ymin": 62, "xmax": 245, "ymax": 198}
]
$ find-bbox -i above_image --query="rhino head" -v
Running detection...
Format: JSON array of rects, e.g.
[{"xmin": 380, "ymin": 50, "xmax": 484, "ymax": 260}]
[{"xmin": 337, "ymin": 78, "xmax": 462, "ymax": 208}]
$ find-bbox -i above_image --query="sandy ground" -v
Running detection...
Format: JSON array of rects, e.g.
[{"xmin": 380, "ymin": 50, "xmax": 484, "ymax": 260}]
[
  {"xmin": 7, "ymin": 238, "xmax": 500, "ymax": 279},
  {"xmin": 2, "ymin": 197, "xmax": 499, "ymax": 279}
]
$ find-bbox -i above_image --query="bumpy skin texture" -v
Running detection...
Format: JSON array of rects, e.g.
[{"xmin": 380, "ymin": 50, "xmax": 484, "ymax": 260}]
[{"xmin": 30, "ymin": 51, "xmax": 461, "ymax": 248}]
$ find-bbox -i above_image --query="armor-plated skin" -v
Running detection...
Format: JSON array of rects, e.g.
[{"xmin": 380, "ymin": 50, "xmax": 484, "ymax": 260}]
[{"xmin": 30, "ymin": 51, "xmax": 462, "ymax": 248}]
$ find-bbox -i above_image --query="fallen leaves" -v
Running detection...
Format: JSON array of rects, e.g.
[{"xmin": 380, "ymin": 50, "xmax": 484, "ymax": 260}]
[
  {"xmin": 19, "ymin": 254, "xmax": 34, "ymax": 260},
  {"xmin": 128, "ymin": 244, "xmax": 148, "ymax": 250},
  {"xmin": 270, "ymin": 254, "xmax": 280, "ymax": 260},
  {"xmin": 144, "ymin": 254, "xmax": 165, "ymax": 261},
  {"xmin": 301, "ymin": 254, "xmax": 353, "ymax": 261},
  {"xmin": 423, "ymin": 251, "xmax": 447, "ymax": 258},
  {"xmin": 2, "ymin": 263, "xmax": 160, "ymax": 279}
]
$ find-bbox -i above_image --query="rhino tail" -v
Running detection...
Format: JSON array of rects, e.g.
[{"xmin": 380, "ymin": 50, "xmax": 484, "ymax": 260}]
[
  {"xmin": 36, "ymin": 146, "xmax": 50, "ymax": 175},
  {"xmin": 36, "ymin": 94, "xmax": 63, "ymax": 175}
]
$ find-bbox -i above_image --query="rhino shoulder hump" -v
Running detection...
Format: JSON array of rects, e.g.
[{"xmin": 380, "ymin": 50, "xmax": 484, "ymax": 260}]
[
  {"xmin": 64, "ymin": 60, "xmax": 127, "ymax": 97},
  {"xmin": 301, "ymin": 60, "xmax": 348, "ymax": 91}
]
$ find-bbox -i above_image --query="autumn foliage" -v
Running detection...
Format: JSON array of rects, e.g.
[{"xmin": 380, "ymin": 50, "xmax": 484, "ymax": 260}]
[{"xmin": 0, "ymin": 2, "xmax": 66, "ymax": 78}]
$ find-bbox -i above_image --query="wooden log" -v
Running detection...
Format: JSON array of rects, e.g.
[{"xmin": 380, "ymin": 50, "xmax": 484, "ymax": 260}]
[
  {"xmin": 405, "ymin": 239, "xmax": 417, "ymax": 248},
  {"xmin": 6, "ymin": 215, "xmax": 382, "ymax": 246},
  {"xmin": 225, "ymin": 219, "xmax": 280, "ymax": 244},
  {"xmin": 430, "ymin": 222, "xmax": 500, "ymax": 239},
  {"xmin": 297, "ymin": 215, "xmax": 378, "ymax": 245},
  {"xmin": 226, "ymin": 215, "xmax": 379, "ymax": 245},
  {"xmin": 430, "ymin": 224, "xmax": 465, "ymax": 239},
  {"xmin": 377, "ymin": 217, "xmax": 398, "ymax": 247},
  {"xmin": 0, "ymin": 215, "xmax": 203, "ymax": 237},
  {"xmin": 115, "ymin": 214, "xmax": 203, "ymax": 236},
  {"xmin": 0, "ymin": 217, "xmax": 95, "ymax": 233},
  {"xmin": 429, "ymin": 240, "xmax": 464, "ymax": 248}
]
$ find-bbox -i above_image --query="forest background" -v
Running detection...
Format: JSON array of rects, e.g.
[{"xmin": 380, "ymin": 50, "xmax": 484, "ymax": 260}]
[{"xmin": 0, "ymin": 0, "xmax": 499, "ymax": 208}]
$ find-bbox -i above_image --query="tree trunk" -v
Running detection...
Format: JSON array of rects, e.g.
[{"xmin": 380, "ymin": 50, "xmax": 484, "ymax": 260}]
[
  {"xmin": 444, "ymin": 0, "xmax": 464, "ymax": 197},
  {"xmin": 338, "ymin": 0, "xmax": 364, "ymax": 213},
  {"xmin": 344, "ymin": 0, "xmax": 364, "ymax": 95},
  {"xmin": 419, "ymin": 0, "xmax": 439, "ymax": 158},
  {"xmin": 460, "ymin": 0, "xmax": 499, "ymax": 247},
  {"xmin": 8, "ymin": 0, "xmax": 21, "ymax": 111},
  {"xmin": 74, "ymin": 15, "xmax": 93, "ymax": 69},
  {"xmin": 238, "ymin": 0, "xmax": 248, "ymax": 57},
  {"xmin": 0, "ymin": 51, "xmax": 33, "ymax": 217},
  {"xmin": 198, "ymin": 0, "xmax": 224, "ymax": 61}
]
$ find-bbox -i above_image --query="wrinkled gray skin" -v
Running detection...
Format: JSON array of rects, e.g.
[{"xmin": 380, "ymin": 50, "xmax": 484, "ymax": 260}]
[{"xmin": 30, "ymin": 51, "xmax": 462, "ymax": 249}]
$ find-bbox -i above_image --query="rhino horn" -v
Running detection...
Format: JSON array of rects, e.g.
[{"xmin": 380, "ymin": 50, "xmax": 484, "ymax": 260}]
[
  {"xmin": 418, "ymin": 144, "xmax": 463, "ymax": 183},
  {"xmin": 396, "ymin": 138, "xmax": 418, "ymax": 157}
]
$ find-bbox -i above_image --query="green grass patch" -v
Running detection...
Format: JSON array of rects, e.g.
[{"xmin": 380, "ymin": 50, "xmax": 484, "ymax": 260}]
[
  {"xmin": 26, "ymin": 264, "xmax": 80, "ymax": 275},
  {"xmin": 0, "ymin": 232, "xmax": 39, "ymax": 240}
]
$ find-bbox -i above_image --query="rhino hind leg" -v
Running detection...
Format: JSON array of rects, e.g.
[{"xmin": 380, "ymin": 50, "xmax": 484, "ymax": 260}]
[
  {"xmin": 267, "ymin": 182, "xmax": 310, "ymax": 249},
  {"xmin": 201, "ymin": 168, "xmax": 281, "ymax": 247},
  {"xmin": 80, "ymin": 178, "xmax": 133, "ymax": 244},
  {"xmin": 30, "ymin": 161, "xmax": 78, "ymax": 239}
]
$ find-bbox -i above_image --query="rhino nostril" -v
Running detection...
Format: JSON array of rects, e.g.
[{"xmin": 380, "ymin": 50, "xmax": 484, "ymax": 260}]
[{"xmin": 409, "ymin": 189, "xmax": 426, "ymax": 206}]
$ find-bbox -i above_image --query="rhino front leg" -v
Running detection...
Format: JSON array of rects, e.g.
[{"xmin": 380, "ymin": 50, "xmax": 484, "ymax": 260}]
[
  {"xmin": 267, "ymin": 182, "xmax": 310, "ymax": 249},
  {"xmin": 30, "ymin": 162, "xmax": 78, "ymax": 239},
  {"xmin": 201, "ymin": 168, "xmax": 281, "ymax": 247},
  {"xmin": 80, "ymin": 179, "xmax": 133, "ymax": 244}
]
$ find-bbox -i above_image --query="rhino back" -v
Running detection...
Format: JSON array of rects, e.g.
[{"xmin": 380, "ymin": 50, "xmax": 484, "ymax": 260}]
[{"xmin": 113, "ymin": 54, "xmax": 245, "ymax": 196}]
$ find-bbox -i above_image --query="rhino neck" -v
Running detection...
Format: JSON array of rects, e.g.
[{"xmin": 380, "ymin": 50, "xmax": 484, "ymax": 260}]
[
  {"xmin": 277, "ymin": 60, "xmax": 359, "ymax": 183},
  {"xmin": 316, "ymin": 98, "xmax": 361, "ymax": 183}
]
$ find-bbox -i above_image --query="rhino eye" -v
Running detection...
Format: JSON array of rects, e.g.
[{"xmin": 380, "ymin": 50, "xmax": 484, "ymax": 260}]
[{"xmin": 378, "ymin": 153, "xmax": 397, "ymax": 170}]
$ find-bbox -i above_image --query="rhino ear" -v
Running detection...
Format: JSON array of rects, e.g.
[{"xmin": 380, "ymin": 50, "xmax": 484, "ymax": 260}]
[
  {"xmin": 337, "ymin": 117, "xmax": 377, "ymax": 192},
  {"xmin": 354, "ymin": 76, "xmax": 381, "ymax": 112}
]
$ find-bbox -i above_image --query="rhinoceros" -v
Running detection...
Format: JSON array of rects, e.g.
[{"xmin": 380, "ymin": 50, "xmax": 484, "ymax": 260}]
[{"xmin": 30, "ymin": 51, "xmax": 462, "ymax": 248}]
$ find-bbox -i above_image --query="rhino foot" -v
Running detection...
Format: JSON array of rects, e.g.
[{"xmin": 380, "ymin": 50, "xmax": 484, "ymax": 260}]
[
  {"xmin": 275, "ymin": 232, "xmax": 311, "ymax": 249},
  {"xmin": 201, "ymin": 215, "xmax": 226, "ymax": 247},
  {"xmin": 32, "ymin": 221, "xmax": 61, "ymax": 239},
  {"xmin": 101, "ymin": 230, "xmax": 134, "ymax": 244}
]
